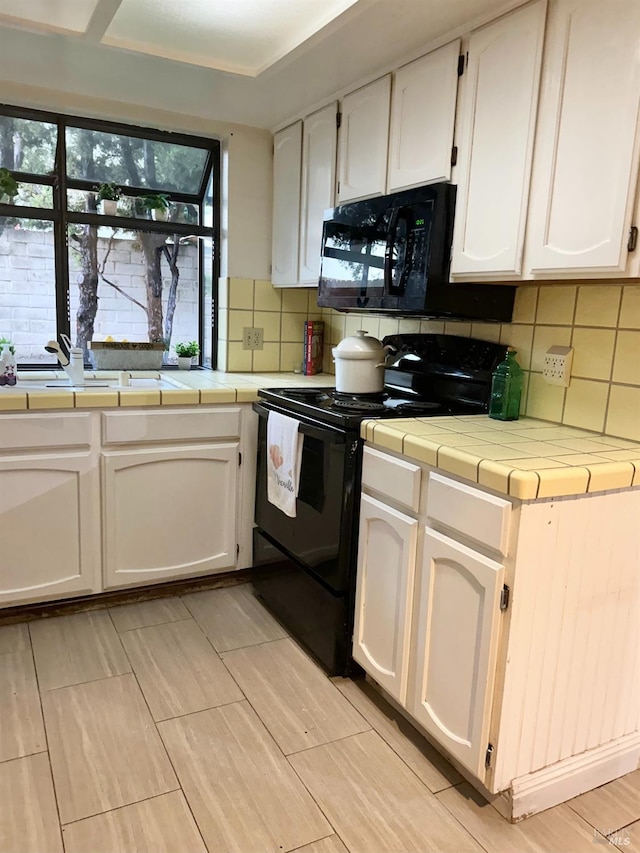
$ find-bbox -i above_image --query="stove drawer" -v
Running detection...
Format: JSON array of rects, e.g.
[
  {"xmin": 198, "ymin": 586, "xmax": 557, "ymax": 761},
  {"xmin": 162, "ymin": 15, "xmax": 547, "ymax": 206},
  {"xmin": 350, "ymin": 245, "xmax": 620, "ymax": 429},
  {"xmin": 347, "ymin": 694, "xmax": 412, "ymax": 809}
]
[
  {"xmin": 362, "ymin": 446, "xmax": 421, "ymax": 513},
  {"xmin": 426, "ymin": 472, "xmax": 512, "ymax": 556}
]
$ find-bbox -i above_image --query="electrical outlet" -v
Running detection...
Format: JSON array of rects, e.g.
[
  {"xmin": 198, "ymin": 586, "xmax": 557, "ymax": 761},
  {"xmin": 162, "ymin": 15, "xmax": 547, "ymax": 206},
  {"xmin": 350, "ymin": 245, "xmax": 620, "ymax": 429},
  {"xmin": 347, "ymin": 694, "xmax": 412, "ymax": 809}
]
[
  {"xmin": 543, "ymin": 345, "xmax": 573, "ymax": 386},
  {"xmin": 242, "ymin": 327, "xmax": 264, "ymax": 350}
]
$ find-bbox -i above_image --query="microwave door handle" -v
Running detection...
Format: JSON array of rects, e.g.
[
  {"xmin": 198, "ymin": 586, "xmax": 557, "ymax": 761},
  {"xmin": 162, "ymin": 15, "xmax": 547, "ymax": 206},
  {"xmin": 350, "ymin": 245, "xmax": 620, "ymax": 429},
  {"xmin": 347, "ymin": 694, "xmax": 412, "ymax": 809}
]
[
  {"xmin": 384, "ymin": 206, "xmax": 400, "ymax": 295},
  {"xmin": 385, "ymin": 207, "xmax": 410, "ymax": 295}
]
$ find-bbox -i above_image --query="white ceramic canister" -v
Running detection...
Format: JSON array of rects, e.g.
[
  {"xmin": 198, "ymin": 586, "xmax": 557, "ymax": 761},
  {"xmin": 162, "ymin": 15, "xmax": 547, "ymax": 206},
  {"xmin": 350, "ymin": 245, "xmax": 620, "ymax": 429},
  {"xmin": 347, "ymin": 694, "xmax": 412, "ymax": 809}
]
[{"xmin": 332, "ymin": 330, "xmax": 394, "ymax": 394}]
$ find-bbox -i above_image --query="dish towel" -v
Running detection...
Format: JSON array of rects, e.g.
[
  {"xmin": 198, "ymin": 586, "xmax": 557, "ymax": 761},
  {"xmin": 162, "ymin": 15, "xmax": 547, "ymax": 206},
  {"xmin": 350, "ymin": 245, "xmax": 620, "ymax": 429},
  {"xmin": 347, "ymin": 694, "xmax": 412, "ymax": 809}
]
[{"xmin": 267, "ymin": 411, "xmax": 304, "ymax": 518}]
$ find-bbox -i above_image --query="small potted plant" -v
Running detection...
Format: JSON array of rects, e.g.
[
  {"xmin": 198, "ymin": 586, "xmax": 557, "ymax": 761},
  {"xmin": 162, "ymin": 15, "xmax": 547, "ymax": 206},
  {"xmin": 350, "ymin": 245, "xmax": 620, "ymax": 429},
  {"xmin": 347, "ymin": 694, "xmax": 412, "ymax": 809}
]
[
  {"xmin": 140, "ymin": 192, "xmax": 170, "ymax": 221},
  {"xmin": 95, "ymin": 182, "xmax": 122, "ymax": 216},
  {"xmin": 0, "ymin": 168, "xmax": 19, "ymax": 204},
  {"xmin": 175, "ymin": 340, "xmax": 199, "ymax": 369}
]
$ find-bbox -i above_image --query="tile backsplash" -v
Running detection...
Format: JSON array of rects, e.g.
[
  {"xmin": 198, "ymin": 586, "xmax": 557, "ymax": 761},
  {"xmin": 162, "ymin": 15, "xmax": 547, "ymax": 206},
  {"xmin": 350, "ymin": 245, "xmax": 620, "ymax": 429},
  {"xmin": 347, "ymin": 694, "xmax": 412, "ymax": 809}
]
[
  {"xmin": 218, "ymin": 278, "xmax": 640, "ymax": 441},
  {"xmin": 218, "ymin": 278, "xmax": 321, "ymax": 373}
]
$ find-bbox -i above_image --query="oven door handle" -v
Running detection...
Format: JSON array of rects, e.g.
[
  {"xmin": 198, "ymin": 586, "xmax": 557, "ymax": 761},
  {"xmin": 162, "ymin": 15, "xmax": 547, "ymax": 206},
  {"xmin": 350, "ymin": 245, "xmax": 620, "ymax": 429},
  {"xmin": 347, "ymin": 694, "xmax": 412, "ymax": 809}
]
[{"xmin": 253, "ymin": 402, "xmax": 347, "ymax": 444}]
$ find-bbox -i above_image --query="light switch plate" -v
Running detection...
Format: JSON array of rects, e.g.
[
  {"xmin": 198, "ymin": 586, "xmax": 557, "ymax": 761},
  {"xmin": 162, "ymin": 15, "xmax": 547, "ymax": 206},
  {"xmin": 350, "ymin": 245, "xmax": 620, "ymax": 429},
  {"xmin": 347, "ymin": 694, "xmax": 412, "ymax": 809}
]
[{"xmin": 543, "ymin": 345, "xmax": 573, "ymax": 386}]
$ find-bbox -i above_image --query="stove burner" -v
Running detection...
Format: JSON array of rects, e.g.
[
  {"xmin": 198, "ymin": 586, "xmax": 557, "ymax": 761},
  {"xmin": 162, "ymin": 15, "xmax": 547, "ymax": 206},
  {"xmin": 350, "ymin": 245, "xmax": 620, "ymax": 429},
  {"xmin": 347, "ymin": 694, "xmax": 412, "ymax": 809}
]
[
  {"xmin": 279, "ymin": 389, "xmax": 329, "ymax": 403},
  {"xmin": 332, "ymin": 398, "xmax": 386, "ymax": 413}
]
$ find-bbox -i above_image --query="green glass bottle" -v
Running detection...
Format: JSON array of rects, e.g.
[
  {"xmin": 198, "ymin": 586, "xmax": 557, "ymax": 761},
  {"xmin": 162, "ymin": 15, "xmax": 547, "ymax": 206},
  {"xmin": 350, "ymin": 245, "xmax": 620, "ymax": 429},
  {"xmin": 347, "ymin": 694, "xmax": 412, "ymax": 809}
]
[{"xmin": 489, "ymin": 349, "xmax": 523, "ymax": 421}]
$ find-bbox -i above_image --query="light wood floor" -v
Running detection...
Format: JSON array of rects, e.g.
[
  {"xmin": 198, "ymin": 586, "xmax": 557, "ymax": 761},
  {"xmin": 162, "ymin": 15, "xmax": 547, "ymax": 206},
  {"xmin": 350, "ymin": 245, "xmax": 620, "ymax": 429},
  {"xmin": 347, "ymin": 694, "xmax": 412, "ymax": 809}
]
[{"xmin": 0, "ymin": 583, "xmax": 638, "ymax": 853}]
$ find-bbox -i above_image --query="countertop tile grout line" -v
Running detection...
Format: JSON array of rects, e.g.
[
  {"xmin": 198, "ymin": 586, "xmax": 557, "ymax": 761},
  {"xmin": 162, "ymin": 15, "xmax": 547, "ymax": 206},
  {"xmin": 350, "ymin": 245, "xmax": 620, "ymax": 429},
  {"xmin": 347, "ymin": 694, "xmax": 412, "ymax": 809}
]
[{"xmin": 27, "ymin": 621, "xmax": 65, "ymax": 853}]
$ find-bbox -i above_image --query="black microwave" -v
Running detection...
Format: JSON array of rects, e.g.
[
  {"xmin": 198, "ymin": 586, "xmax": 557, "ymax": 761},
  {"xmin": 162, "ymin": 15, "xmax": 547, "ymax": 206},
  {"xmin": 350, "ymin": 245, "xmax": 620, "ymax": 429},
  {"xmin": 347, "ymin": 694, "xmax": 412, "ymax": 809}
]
[{"xmin": 318, "ymin": 183, "xmax": 515, "ymax": 321}]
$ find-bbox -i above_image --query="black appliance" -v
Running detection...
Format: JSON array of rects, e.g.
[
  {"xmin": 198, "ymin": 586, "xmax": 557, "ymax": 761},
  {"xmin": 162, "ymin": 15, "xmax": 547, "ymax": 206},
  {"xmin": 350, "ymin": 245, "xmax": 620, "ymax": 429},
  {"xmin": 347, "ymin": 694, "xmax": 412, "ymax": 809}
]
[
  {"xmin": 318, "ymin": 183, "xmax": 515, "ymax": 321},
  {"xmin": 252, "ymin": 334, "xmax": 508, "ymax": 676}
]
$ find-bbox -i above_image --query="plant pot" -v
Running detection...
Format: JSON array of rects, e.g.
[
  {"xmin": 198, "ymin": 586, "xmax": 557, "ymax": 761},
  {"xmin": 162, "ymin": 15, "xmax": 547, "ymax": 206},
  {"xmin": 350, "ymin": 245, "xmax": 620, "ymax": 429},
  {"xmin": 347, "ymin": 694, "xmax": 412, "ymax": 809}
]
[
  {"xmin": 177, "ymin": 356, "xmax": 192, "ymax": 370},
  {"xmin": 152, "ymin": 208, "xmax": 167, "ymax": 221},
  {"xmin": 99, "ymin": 199, "xmax": 118, "ymax": 216}
]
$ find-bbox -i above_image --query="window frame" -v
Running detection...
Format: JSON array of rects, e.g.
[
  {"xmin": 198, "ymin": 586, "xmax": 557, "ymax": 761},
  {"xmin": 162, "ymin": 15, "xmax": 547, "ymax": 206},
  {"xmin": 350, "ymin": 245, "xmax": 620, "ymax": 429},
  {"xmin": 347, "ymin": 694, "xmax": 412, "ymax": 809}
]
[{"xmin": 0, "ymin": 103, "xmax": 220, "ymax": 369}]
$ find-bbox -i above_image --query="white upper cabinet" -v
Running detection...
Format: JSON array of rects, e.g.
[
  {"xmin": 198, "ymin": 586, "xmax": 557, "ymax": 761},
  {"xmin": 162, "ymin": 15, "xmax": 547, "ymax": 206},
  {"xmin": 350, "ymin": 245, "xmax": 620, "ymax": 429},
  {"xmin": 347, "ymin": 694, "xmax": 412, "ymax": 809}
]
[
  {"xmin": 299, "ymin": 103, "xmax": 338, "ymax": 284},
  {"xmin": 272, "ymin": 121, "xmax": 302, "ymax": 286},
  {"xmin": 451, "ymin": 0, "xmax": 546, "ymax": 279},
  {"xmin": 387, "ymin": 40, "xmax": 461, "ymax": 192},
  {"xmin": 337, "ymin": 76, "xmax": 391, "ymax": 203},
  {"xmin": 526, "ymin": 0, "xmax": 640, "ymax": 276}
]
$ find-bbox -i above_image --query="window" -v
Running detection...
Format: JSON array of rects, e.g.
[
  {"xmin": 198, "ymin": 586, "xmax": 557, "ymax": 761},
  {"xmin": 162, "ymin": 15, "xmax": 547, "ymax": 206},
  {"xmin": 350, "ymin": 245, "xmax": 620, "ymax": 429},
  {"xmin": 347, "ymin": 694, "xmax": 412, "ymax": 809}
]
[{"xmin": 0, "ymin": 106, "xmax": 220, "ymax": 367}]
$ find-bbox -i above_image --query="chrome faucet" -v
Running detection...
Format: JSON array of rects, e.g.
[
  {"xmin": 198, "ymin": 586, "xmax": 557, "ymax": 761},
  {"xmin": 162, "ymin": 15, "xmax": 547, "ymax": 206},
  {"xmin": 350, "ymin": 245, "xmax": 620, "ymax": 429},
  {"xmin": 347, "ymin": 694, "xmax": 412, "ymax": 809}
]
[{"xmin": 44, "ymin": 334, "xmax": 86, "ymax": 386}]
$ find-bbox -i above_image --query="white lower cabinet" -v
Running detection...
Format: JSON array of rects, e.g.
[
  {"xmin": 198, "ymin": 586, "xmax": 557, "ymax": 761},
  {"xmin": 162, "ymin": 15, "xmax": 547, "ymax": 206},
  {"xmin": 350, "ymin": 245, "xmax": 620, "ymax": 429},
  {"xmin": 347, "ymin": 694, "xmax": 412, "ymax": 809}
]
[
  {"xmin": 0, "ymin": 406, "xmax": 248, "ymax": 608},
  {"xmin": 102, "ymin": 443, "xmax": 239, "ymax": 590},
  {"xmin": 0, "ymin": 452, "xmax": 101, "ymax": 605},
  {"xmin": 353, "ymin": 494, "xmax": 418, "ymax": 704},
  {"xmin": 409, "ymin": 528, "xmax": 504, "ymax": 778},
  {"xmin": 355, "ymin": 445, "xmax": 640, "ymax": 820}
]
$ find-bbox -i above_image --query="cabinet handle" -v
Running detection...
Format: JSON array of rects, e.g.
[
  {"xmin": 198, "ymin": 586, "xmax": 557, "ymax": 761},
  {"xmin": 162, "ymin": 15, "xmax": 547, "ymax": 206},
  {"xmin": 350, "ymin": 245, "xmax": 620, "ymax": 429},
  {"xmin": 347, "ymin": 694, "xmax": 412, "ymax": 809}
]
[{"xmin": 628, "ymin": 226, "xmax": 638, "ymax": 252}]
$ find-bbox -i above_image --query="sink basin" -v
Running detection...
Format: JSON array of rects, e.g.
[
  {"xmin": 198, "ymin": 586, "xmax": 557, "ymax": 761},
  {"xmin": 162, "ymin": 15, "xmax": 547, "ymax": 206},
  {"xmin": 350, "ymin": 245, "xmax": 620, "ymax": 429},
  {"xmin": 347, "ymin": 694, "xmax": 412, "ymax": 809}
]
[{"xmin": 12, "ymin": 377, "xmax": 182, "ymax": 392}]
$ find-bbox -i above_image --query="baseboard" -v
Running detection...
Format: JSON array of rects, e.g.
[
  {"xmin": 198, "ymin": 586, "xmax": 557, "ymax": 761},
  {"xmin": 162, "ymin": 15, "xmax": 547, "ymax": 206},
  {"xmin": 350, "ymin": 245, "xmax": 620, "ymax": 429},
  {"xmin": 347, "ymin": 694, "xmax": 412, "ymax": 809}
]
[{"xmin": 510, "ymin": 732, "xmax": 640, "ymax": 821}]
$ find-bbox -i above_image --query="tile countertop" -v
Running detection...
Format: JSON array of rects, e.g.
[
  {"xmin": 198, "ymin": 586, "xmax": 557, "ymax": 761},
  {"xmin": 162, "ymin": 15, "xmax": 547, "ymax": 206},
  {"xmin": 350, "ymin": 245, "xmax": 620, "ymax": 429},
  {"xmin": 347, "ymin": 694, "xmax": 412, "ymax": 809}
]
[
  {"xmin": 0, "ymin": 370, "xmax": 332, "ymax": 412},
  {"xmin": 362, "ymin": 415, "xmax": 640, "ymax": 500}
]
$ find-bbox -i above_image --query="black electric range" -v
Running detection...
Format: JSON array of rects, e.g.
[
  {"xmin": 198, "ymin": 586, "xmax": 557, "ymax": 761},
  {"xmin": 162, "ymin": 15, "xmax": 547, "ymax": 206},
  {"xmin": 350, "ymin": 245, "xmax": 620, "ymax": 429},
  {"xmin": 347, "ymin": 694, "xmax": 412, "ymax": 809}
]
[{"xmin": 252, "ymin": 334, "xmax": 507, "ymax": 675}]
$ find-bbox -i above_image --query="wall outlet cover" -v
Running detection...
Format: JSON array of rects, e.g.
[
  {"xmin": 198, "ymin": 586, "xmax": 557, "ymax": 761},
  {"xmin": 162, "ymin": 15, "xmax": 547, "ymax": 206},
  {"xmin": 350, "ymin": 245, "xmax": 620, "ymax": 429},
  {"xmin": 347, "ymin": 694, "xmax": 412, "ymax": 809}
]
[{"xmin": 543, "ymin": 345, "xmax": 573, "ymax": 386}]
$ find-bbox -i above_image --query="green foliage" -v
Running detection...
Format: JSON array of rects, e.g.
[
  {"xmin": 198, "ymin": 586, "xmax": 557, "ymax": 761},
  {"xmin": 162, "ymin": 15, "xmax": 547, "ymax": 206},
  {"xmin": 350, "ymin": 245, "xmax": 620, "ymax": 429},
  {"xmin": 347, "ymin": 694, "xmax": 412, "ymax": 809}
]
[
  {"xmin": 140, "ymin": 192, "xmax": 170, "ymax": 211},
  {"xmin": 95, "ymin": 182, "xmax": 121, "ymax": 201},
  {"xmin": 0, "ymin": 168, "xmax": 19, "ymax": 199},
  {"xmin": 175, "ymin": 340, "xmax": 199, "ymax": 357},
  {"xmin": 0, "ymin": 336, "xmax": 15, "ymax": 355}
]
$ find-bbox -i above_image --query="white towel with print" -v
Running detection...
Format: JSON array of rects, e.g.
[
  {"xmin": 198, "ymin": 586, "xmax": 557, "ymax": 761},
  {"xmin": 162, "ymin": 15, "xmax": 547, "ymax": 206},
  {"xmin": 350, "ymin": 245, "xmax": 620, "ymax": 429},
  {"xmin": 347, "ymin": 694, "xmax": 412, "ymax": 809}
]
[{"xmin": 267, "ymin": 411, "xmax": 304, "ymax": 518}]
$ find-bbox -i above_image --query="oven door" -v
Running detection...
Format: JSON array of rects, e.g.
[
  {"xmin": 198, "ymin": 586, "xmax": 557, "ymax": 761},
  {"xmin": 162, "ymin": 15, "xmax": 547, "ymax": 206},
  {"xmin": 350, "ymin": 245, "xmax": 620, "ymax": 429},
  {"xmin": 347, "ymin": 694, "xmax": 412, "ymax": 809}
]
[{"xmin": 253, "ymin": 401, "xmax": 360, "ymax": 595}]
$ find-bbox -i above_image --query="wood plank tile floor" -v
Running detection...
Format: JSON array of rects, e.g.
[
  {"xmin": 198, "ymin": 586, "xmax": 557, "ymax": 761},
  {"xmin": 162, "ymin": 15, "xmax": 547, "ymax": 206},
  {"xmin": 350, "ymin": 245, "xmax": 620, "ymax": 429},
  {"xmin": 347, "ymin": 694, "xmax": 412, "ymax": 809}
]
[{"xmin": 0, "ymin": 583, "xmax": 638, "ymax": 853}]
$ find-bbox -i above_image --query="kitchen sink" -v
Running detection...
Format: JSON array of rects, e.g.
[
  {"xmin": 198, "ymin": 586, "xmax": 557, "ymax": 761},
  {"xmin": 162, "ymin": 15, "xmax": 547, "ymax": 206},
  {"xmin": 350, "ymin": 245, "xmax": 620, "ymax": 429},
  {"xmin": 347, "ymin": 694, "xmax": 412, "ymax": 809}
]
[{"xmin": 10, "ymin": 377, "xmax": 184, "ymax": 391}]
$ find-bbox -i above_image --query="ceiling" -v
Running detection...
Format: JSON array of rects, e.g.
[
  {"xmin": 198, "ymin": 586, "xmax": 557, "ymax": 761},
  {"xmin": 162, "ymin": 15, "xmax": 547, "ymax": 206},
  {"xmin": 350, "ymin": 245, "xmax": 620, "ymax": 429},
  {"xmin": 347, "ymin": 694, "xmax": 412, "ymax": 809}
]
[{"xmin": 0, "ymin": 0, "xmax": 523, "ymax": 128}]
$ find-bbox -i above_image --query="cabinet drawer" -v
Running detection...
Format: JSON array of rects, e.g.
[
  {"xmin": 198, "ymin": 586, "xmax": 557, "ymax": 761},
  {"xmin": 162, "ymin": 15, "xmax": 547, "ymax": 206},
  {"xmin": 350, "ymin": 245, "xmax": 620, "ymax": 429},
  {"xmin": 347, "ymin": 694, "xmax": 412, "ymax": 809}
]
[
  {"xmin": 0, "ymin": 412, "xmax": 92, "ymax": 451},
  {"xmin": 362, "ymin": 446, "xmax": 421, "ymax": 512},
  {"xmin": 426, "ymin": 472, "xmax": 512, "ymax": 556},
  {"xmin": 102, "ymin": 407, "xmax": 241, "ymax": 445}
]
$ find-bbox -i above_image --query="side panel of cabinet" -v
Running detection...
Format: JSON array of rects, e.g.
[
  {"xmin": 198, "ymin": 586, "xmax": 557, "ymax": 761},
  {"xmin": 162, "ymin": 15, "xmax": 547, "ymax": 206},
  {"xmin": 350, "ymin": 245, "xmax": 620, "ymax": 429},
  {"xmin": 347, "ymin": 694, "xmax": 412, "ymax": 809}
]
[
  {"xmin": 337, "ymin": 76, "xmax": 391, "ymax": 203},
  {"xmin": 103, "ymin": 443, "xmax": 238, "ymax": 589},
  {"xmin": 0, "ymin": 453, "xmax": 100, "ymax": 606},
  {"xmin": 272, "ymin": 121, "xmax": 302, "ymax": 286},
  {"xmin": 353, "ymin": 494, "xmax": 418, "ymax": 705},
  {"xmin": 451, "ymin": 0, "xmax": 546, "ymax": 278},
  {"xmin": 410, "ymin": 527, "xmax": 504, "ymax": 779},
  {"xmin": 388, "ymin": 40, "xmax": 461, "ymax": 192},
  {"xmin": 526, "ymin": 0, "xmax": 640, "ymax": 275},
  {"xmin": 299, "ymin": 102, "xmax": 338, "ymax": 284}
]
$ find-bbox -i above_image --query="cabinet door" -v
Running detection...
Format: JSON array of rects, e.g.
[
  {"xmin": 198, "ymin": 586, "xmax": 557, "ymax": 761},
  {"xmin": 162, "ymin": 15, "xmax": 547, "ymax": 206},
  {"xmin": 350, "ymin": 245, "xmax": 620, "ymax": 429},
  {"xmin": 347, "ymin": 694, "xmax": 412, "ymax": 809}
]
[
  {"xmin": 272, "ymin": 121, "xmax": 302, "ymax": 286},
  {"xmin": 103, "ymin": 443, "xmax": 238, "ymax": 589},
  {"xmin": 410, "ymin": 528, "xmax": 504, "ymax": 779},
  {"xmin": 353, "ymin": 494, "xmax": 418, "ymax": 705},
  {"xmin": 299, "ymin": 103, "xmax": 338, "ymax": 284},
  {"xmin": 451, "ymin": 0, "xmax": 546, "ymax": 278},
  {"xmin": 0, "ymin": 453, "xmax": 100, "ymax": 606},
  {"xmin": 526, "ymin": 0, "xmax": 640, "ymax": 275},
  {"xmin": 337, "ymin": 76, "xmax": 391, "ymax": 203},
  {"xmin": 388, "ymin": 40, "xmax": 460, "ymax": 192}
]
